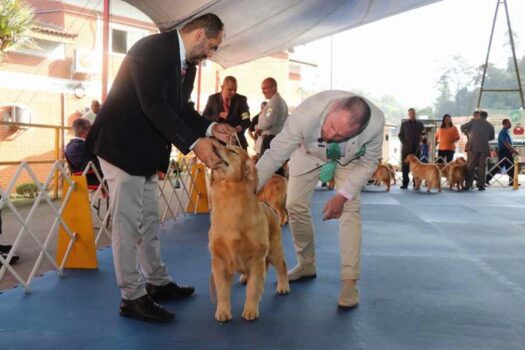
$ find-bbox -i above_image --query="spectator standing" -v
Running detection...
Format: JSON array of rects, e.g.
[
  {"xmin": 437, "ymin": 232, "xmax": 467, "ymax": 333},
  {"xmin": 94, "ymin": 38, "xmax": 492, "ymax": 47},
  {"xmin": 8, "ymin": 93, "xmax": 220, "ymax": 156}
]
[
  {"xmin": 82, "ymin": 100, "xmax": 101, "ymax": 124},
  {"xmin": 202, "ymin": 76, "xmax": 251, "ymax": 149},
  {"xmin": 498, "ymin": 118, "xmax": 519, "ymax": 186},
  {"xmin": 435, "ymin": 114, "xmax": 460, "ymax": 163},
  {"xmin": 398, "ymin": 108, "xmax": 424, "ymax": 189},
  {"xmin": 255, "ymin": 78, "xmax": 288, "ymax": 156},
  {"xmin": 461, "ymin": 111, "xmax": 495, "ymax": 191},
  {"xmin": 248, "ymin": 101, "xmax": 267, "ymax": 145}
]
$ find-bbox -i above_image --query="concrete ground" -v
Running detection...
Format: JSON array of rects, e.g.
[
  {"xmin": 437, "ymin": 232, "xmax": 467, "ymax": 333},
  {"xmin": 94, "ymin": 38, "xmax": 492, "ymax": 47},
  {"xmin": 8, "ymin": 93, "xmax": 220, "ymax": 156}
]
[{"xmin": 0, "ymin": 183, "xmax": 524, "ymax": 349}]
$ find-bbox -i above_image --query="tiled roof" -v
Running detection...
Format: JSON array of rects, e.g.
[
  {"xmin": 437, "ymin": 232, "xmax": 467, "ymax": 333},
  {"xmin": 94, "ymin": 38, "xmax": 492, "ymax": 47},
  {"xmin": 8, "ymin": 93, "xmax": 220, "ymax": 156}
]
[{"xmin": 31, "ymin": 25, "xmax": 77, "ymax": 39}]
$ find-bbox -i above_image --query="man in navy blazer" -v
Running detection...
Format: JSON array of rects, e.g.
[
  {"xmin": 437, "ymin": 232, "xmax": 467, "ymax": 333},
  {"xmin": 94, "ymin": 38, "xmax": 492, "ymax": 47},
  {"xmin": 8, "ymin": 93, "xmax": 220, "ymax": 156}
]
[
  {"xmin": 203, "ymin": 76, "xmax": 250, "ymax": 149},
  {"xmin": 86, "ymin": 14, "xmax": 234, "ymax": 323}
]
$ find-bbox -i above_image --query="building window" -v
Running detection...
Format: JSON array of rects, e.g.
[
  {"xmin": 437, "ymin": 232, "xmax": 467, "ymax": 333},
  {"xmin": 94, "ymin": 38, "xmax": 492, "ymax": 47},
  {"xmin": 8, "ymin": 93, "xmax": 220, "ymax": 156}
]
[
  {"xmin": 111, "ymin": 28, "xmax": 146, "ymax": 54},
  {"xmin": 111, "ymin": 29, "xmax": 127, "ymax": 54}
]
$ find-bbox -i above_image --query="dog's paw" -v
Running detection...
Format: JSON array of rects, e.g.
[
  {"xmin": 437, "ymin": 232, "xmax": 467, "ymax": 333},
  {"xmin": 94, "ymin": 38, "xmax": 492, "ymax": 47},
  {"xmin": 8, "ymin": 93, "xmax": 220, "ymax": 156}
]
[
  {"xmin": 215, "ymin": 308, "xmax": 232, "ymax": 322},
  {"xmin": 276, "ymin": 282, "xmax": 290, "ymax": 295},
  {"xmin": 239, "ymin": 274, "xmax": 247, "ymax": 285},
  {"xmin": 241, "ymin": 307, "xmax": 259, "ymax": 321}
]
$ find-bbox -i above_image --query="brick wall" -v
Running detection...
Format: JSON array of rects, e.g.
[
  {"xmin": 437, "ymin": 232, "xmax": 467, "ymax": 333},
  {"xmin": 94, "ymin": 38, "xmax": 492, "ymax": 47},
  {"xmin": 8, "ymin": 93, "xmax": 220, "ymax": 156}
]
[{"xmin": 1, "ymin": 2, "xmax": 314, "ymax": 194}]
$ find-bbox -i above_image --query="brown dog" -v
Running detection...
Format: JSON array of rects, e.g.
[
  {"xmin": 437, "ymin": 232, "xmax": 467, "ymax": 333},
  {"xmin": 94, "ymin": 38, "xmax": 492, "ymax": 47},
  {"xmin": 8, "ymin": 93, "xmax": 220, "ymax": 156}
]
[
  {"xmin": 257, "ymin": 174, "xmax": 288, "ymax": 226},
  {"xmin": 448, "ymin": 164, "xmax": 466, "ymax": 191},
  {"xmin": 209, "ymin": 145, "xmax": 289, "ymax": 322},
  {"xmin": 448, "ymin": 157, "xmax": 466, "ymax": 191},
  {"xmin": 371, "ymin": 164, "xmax": 391, "ymax": 191},
  {"xmin": 404, "ymin": 154, "xmax": 441, "ymax": 193},
  {"xmin": 385, "ymin": 163, "xmax": 397, "ymax": 185}
]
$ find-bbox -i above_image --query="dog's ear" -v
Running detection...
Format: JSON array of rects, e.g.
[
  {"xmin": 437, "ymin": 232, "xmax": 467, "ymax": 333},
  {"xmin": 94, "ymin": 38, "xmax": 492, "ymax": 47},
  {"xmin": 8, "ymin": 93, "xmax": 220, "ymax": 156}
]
[{"xmin": 244, "ymin": 157, "xmax": 258, "ymax": 192}]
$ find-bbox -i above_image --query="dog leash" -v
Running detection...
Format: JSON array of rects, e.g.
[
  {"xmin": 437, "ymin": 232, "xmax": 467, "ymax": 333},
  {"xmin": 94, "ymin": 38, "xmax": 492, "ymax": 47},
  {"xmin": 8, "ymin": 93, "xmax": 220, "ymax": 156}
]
[{"xmin": 226, "ymin": 132, "xmax": 242, "ymax": 147}]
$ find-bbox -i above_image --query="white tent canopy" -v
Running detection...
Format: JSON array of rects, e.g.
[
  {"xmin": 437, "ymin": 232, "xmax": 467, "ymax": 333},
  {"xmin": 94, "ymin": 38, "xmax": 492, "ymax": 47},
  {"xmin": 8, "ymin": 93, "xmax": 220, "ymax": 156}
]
[{"xmin": 123, "ymin": 0, "xmax": 441, "ymax": 68}]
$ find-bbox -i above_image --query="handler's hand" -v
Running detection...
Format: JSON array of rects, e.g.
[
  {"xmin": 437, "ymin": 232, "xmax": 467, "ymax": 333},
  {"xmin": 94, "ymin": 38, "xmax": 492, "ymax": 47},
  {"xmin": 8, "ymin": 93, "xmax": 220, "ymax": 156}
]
[
  {"xmin": 193, "ymin": 138, "xmax": 224, "ymax": 169},
  {"xmin": 211, "ymin": 123, "xmax": 236, "ymax": 143},
  {"xmin": 322, "ymin": 193, "xmax": 348, "ymax": 221}
]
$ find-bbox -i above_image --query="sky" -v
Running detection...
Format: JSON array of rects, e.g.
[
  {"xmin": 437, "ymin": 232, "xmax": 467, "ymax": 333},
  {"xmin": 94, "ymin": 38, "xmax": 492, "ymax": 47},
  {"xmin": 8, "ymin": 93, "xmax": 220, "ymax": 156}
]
[{"xmin": 291, "ymin": 0, "xmax": 525, "ymax": 109}]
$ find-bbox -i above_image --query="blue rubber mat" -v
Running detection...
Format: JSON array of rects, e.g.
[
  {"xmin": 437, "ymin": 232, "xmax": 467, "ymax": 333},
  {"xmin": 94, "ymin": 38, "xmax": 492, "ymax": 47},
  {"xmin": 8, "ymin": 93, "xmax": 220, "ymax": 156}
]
[{"xmin": 1, "ymin": 187, "xmax": 524, "ymax": 349}]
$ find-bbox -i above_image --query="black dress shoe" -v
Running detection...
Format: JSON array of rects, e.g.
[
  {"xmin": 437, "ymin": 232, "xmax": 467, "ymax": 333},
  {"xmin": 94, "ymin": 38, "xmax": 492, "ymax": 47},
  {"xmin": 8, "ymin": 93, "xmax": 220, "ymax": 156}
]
[
  {"xmin": 1, "ymin": 252, "xmax": 19, "ymax": 264},
  {"xmin": 478, "ymin": 187, "xmax": 486, "ymax": 191},
  {"xmin": 0, "ymin": 244, "xmax": 13, "ymax": 254},
  {"xmin": 120, "ymin": 295, "xmax": 174, "ymax": 322},
  {"xmin": 146, "ymin": 282, "xmax": 195, "ymax": 301},
  {"xmin": 400, "ymin": 185, "xmax": 408, "ymax": 189}
]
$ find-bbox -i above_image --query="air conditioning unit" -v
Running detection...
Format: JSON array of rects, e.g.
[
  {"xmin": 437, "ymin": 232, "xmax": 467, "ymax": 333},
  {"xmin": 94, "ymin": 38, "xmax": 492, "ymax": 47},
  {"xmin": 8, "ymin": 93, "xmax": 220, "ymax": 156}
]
[
  {"xmin": 0, "ymin": 104, "xmax": 32, "ymax": 125},
  {"xmin": 73, "ymin": 48, "xmax": 100, "ymax": 74}
]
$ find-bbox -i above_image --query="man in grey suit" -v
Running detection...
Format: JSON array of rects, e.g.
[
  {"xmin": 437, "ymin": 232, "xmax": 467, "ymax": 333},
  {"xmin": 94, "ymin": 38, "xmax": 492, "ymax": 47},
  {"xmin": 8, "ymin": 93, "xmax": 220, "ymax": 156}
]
[
  {"xmin": 256, "ymin": 90, "xmax": 385, "ymax": 308},
  {"xmin": 461, "ymin": 110, "xmax": 495, "ymax": 191},
  {"xmin": 255, "ymin": 77, "xmax": 288, "ymax": 156}
]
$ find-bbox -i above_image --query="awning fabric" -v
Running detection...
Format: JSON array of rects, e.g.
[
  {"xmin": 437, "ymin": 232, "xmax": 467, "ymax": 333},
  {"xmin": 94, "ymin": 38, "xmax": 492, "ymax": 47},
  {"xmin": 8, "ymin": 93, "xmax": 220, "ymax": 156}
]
[{"xmin": 123, "ymin": 0, "xmax": 441, "ymax": 68}]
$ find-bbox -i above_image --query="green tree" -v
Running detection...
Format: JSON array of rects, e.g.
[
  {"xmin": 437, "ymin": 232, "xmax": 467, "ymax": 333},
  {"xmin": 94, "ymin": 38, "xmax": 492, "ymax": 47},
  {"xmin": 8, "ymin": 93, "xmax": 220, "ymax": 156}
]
[
  {"xmin": 0, "ymin": 0, "xmax": 34, "ymax": 58},
  {"xmin": 434, "ymin": 72, "xmax": 456, "ymax": 117}
]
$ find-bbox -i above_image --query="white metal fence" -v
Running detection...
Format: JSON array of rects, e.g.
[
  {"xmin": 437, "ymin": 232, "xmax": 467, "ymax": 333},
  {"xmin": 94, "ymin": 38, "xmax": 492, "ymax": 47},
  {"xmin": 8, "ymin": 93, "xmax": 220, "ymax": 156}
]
[
  {"xmin": 0, "ymin": 155, "xmax": 204, "ymax": 292},
  {"xmin": 381, "ymin": 155, "xmax": 522, "ymax": 189}
]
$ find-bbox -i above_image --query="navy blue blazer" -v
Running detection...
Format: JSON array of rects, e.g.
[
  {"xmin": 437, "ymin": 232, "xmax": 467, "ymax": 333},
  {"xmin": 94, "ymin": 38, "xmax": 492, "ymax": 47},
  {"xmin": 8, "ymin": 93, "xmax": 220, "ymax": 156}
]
[{"xmin": 86, "ymin": 29, "xmax": 211, "ymax": 176}]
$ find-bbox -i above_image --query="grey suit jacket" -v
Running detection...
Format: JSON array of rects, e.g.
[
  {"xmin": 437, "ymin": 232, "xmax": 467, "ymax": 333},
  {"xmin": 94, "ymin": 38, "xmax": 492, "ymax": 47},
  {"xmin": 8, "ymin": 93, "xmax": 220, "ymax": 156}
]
[
  {"xmin": 256, "ymin": 90, "xmax": 385, "ymax": 199},
  {"xmin": 255, "ymin": 92, "xmax": 288, "ymax": 153},
  {"xmin": 460, "ymin": 118, "xmax": 495, "ymax": 155}
]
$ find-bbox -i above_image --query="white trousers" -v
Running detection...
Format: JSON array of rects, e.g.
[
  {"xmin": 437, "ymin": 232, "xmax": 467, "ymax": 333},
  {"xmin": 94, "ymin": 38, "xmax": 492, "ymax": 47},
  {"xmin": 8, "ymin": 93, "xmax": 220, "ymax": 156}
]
[
  {"xmin": 99, "ymin": 158, "xmax": 171, "ymax": 300},
  {"xmin": 286, "ymin": 164, "xmax": 362, "ymax": 280}
]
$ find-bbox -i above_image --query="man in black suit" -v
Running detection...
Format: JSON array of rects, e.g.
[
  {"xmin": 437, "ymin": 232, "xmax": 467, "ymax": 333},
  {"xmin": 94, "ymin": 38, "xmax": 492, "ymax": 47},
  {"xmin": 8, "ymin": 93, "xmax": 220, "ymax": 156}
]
[
  {"xmin": 398, "ymin": 108, "xmax": 425, "ymax": 189},
  {"xmin": 203, "ymin": 76, "xmax": 250, "ymax": 149},
  {"xmin": 86, "ymin": 13, "xmax": 234, "ymax": 323}
]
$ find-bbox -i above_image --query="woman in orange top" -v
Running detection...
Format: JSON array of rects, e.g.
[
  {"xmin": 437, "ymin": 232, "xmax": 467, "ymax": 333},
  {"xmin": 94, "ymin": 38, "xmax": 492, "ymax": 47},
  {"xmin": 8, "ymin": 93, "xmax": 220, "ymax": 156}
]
[{"xmin": 435, "ymin": 114, "xmax": 460, "ymax": 163}]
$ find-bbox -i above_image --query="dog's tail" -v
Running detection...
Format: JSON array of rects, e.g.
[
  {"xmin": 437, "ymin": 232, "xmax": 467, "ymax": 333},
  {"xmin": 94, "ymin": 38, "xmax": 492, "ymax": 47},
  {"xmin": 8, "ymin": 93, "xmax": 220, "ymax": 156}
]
[{"xmin": 209, "ymin": 273, "xmax": 217, "ymax": 304}]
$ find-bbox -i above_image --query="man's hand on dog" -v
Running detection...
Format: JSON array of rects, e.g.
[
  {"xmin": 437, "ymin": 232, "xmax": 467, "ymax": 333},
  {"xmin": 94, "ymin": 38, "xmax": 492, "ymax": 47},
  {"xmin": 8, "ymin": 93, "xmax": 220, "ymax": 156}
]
[
  {"xmin": 322, "ymin": 193, "xmax": 348, "ymax": 221},
  {"xmin": 212, "ymin": 124, "xmax": 236, "ymax": 144},
  {"xmin": 193, "ymin": 138, "xmax": 224, "ymax": 169}
]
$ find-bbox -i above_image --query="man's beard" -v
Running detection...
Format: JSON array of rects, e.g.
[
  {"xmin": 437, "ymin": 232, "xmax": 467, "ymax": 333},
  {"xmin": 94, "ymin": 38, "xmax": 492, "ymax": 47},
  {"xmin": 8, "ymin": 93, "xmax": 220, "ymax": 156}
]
[
  {"xmin": 188, "ymin": 54, "xmax": 207, "ymax": 64},
  {"xmin": 188, "ymin": 41, "xmax": 207, "ymax": 64}
]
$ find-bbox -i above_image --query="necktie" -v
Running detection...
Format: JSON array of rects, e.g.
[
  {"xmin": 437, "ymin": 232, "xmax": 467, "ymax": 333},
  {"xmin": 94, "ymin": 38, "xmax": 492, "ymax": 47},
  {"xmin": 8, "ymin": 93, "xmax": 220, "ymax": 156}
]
[
  {"xmin": 319, "ymin": 142, "xmax": 341, "ymax": 183},
  {"xmin": 181, "ymin": 61, "xmax": 188, "ymax": 77},
  {"xmin": 221, "ymin": 98, "xmax": 230, "ymax": 119}
]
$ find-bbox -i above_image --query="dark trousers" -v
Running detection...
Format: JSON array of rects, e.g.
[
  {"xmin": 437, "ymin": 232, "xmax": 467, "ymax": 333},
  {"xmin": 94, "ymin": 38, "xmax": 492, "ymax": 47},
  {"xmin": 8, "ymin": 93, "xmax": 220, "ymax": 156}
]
[
  {"xmin": 500, "ymin": 153, "xmax": 515, "ymax": 184},
  {"xmin": 401, "ymin": 150, "xmax": 418, "ymax": 187},
  {"xmin": 437, "ymin": 150, "xmax": 454, "ymax": 163},
  {"xmin": 261, "ymin": 134, "xmax": 285, "ymax": 177},
  {"xmin": 466, "ymin": 151, "xmax": 487, "ymax": 189}
]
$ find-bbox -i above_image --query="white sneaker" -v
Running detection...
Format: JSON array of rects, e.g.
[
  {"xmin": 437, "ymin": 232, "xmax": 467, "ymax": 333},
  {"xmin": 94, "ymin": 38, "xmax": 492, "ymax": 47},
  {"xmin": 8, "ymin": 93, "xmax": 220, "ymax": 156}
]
[
  {"xmin": 287, "ymin": 264, "xmax": 317, "ymax": 282},
  {"xmin": 338, "ymin": 279, "xmax": 359, "ymax": 308}
]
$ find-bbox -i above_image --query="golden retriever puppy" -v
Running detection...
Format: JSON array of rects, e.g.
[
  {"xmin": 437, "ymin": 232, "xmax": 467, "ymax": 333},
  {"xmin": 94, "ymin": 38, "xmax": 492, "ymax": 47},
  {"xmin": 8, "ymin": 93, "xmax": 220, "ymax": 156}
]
[
  {"xmin": 257, "ymin": 174, "xmax": 288, "ymax": 226},
  {"xmin": 385, "ymin": 163, "xmax": 397, "ymax": 185},
  {"xmin": 449, "ymin": 162, "xmax": 466, "ymax": 191},
  {"xmin": 404, "ymin": 154, "xmax": 441, "ymax": 193},
  {"xmin": 449, "ymin": 164, "xmax": 466, "ymax": 191},
  {"xmin": 436, "ymin": 157, "xmax": 466, "ymax": 180},
  {"xmin": 209, "ymin": 145, "xmax": 289, "ymax": 322},
  {"xmin": 371, "ymin": 164, "xmax": 391, "ymax": 191}
]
